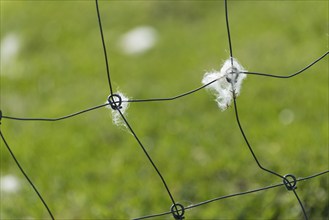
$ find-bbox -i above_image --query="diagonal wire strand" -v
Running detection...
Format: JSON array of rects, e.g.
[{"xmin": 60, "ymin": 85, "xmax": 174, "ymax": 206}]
[
  {"xmin": 232, "ymin": 95, "xmax": 283, "ymax": 179},
  {"xmin": 0, "ymin": 130, "xmax": 55, "ymax": 220},
  {"xmin": 116, "ymin": 108, "xmax": 178, "ymax": 212},
  {"xmin": 95, "ymin": 0, "xmax": 179, "ymax": 215},
  {"xmin": 291, "ymin": 189, "xmax": 308, "ymax": 220}
]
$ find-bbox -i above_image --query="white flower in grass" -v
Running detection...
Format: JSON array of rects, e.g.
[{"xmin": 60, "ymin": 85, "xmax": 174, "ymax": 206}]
[
  {"xmin": 202, "ymin": 58, "xmax": 247, "ymax": 111},
  {"xmin": 106, "ymin": 92, "xmax": 129, "ymax": 126}
]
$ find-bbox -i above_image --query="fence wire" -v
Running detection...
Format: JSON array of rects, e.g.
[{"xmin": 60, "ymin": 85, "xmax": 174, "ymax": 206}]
[{"xmin": 0, "ymin": 0, "xmax": 328, "ymax": 219}]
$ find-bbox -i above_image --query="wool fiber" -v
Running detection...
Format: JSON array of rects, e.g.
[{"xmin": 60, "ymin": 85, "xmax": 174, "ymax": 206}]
[
  {"xmin": 106, "ymin": 92, "xmax": 129, "ymax": 126},
  {"xmin": 202, "ymin": 58, "xmax": 247, "ymax": 110}
]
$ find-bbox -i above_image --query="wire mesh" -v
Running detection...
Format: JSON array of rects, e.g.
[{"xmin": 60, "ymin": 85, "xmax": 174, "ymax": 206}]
[{"xmin": 1, "ymin": 0, "xmax": 328, "ymax": 219}]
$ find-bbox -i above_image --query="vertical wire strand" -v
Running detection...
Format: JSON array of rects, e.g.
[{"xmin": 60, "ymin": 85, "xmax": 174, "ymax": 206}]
[
  {"xmin": 225, "ymin": 0, "xmax": 282, "ymax": 179},
  {"xmin": 116, "ymin": 109, "xmax": 178, "ymax": 211},
  {"xmin": 0, "ymin": 130, "xmax": 55, "ymax": 220},
  {"xmin": 224, "ymin": 0, "xmax": 234, "ymax": 66},
  {"xmin": 95, "ymin": 0, "xmax": 180, "ymax": 215},
  {"xmin": 224, "ymin": 1, "xmax": 312, "ymax": 218},
  {"xmin": 95, "ymin": 0, "xmax": 114, "ymax": 95}
]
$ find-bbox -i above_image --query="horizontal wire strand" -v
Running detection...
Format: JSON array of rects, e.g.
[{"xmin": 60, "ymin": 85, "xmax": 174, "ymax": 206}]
[
  {"xmin": 2, "ymin": 103, "xmax": 109, "ymax": 122},
  {"xmin": 124, "ymin": 51, "xmax": 328, "ymax": 104},
  {"xmin": 126, "ymin": 77, "xmax": 223, "ymax": 103},
  {"xmin": 2, "ymin": 48, "xmax": 326, "ymax": 122},
  {"xmin": 242, "ymin": 51, "xmax": 328, "ymax": 78},
  {"xmin": 134, "ymin": 170, "xmax": 329, "ymax": 219}
]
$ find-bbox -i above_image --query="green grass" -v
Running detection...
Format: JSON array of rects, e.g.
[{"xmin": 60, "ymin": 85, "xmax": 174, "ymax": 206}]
[{"xmin": 1, "ymin": 1, "xmax": 328, "ymax": 219}]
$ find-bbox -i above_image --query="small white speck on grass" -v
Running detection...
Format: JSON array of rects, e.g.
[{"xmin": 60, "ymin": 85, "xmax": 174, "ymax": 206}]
[
  {"xmin": 279, "ymin": 109, "xmax": 295, "ymax": 125},
  {"xmin": 0, "ymin": 33, "xmax": 20, "ymax": 66},
  {"xmin": 119, "ymin": 26, "xmax": 157, "ymax": 55},
  {"xmin": 0, "ymin": 33, "xmax": 21, "ymax": 77},
  {"xmin": 0, "ymin": 174, "xmax": 21, "ymax": 193},
  {"xmin": 202, "ymin": 58, "xmax": 247, "ymax": 111}
]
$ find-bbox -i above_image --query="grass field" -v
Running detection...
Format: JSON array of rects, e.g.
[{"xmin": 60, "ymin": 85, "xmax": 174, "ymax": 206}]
[{"xmin": 1, "ymin": 1, "xmax": 328, "ymax": 219}]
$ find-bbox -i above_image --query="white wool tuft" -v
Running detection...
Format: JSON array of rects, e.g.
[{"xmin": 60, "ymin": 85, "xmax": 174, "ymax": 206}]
[
  {"xmin": 106, "ymin": 92, "xmax": 129, "ymax": 126},
  {"xmin": 202, "ymin": 58, "xmax": 247, "ymax": 111}
]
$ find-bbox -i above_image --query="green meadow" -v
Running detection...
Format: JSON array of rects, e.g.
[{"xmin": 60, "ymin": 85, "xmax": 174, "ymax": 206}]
[{"xmin": 1, "ymin": 1, "xmax": 328, "ymax": 219}]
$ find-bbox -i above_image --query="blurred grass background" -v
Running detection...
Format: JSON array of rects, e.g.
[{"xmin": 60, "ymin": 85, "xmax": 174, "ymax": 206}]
[{"xmin": 0, "ymin": 0, "xmax": 328, "ymax": 219}]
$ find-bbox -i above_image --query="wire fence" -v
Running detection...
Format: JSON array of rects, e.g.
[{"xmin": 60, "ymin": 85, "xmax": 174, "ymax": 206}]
[{"xmin": 1, "ymin": 0, "xmax": 328, "ymax": 219}]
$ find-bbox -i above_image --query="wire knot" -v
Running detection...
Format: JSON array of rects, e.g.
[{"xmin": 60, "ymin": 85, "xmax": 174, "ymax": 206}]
[
  {"xmin": 283, "ymin": 174, "xmax": 297, "ymax": 191},
  {"xmin": 107, "ymin": 94, "xmax": 122, "ymax": 110},
  {"xmin": 171, "ymin": 203, "xmax": 185, "ymax": 220},
  {"xmin": 225, "ymin": 66, "xmax": 240, "ymax": 84}
]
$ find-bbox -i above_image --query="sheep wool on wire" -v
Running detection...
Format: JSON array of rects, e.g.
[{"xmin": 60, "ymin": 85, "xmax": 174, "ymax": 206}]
[
  {"xmin": 202, "ymin": 58, "xmax": 247, "ymax": 111},
  {"xmin": 106, "ymin": 92, "xmax": 129, "ymax": 126}
]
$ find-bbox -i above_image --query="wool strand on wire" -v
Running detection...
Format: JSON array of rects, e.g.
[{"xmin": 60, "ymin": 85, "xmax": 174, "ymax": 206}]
[
  {"xmin": 202, "ymin": 58, "xmax": 247, "ymax": 111},
  {"xmin": 106, "ymin": 91, "xmax": 130, "ymax": 127}
]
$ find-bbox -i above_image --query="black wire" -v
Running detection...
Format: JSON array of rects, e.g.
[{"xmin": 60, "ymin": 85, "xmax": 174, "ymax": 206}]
[
  {"xmin": 2, "ymin": 48, "xmax": 326, "ymax": 123},
  {"xmin": 241, "ymin": 51, "xmax": 328, "ymax": 78},
  {"xmin": 95, "ymin": 0, "xmax": 114, "ymax": 95},
  {"xmin": 0, "ymin": 1, "xmax": 326, "ymax": 219},
  {"xmin": 95, "ymin": 0, "xmax": 180, "ymax": 216},
  {"xmin": 298, "ymin": 170, "xmax": 329, "ymax": 182},
  {"xmin": 125, "ymin": 77, "xmax": 223, "ymax": 103},
  {"xmin": 291, "ymin": 189, "xmax": 308, "ymax": 220},
  {"xmin": 2, "ymin": 103, "xmax": 109, "ymax": 122},
  {"xmin": 0, "ymin": 130, "xmax": 55, "ymax": 220},
  {"xmin": 186, "ymin": 170, "xmax": 328, "ymax": 215},
  {"xmin": 225, "ymin": 0, "xmax": 317, "ymax": 217},
  {"xmin": 232, "ymin": 94, "xmax": 283, "ymax": 179},
  {"xmin": 116, "ymin": 108, "xmax": 178, "ymax": 212},
  {"xmin": 115, "ymin": 50, "xmax": 327, "ymax": 104},
  {"xmin": 2, "ymin": 48, "xmax": 325, "ymax": 123},
  {"xmin": 224, "ymin": 0, "xmax": 234, "ymax": 66},
  {"xmin": 134, "ymin": 170, "xmax": 328, "ymax": 219},
  {"xmin": 224, "ymin": 0, "xmax": 270, "ymax": 180}
]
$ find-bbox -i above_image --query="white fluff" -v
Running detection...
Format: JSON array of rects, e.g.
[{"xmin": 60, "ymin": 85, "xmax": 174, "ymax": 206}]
[
  {"xmin": 202, "ymin": 58, "xmax": 247, "ymax": 111},
  {"xmin": 106, "ymin": 92, "xmax": 129, "ymax": 126}
]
